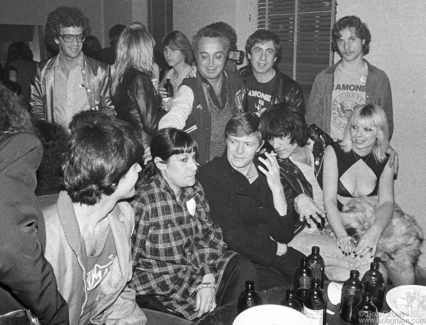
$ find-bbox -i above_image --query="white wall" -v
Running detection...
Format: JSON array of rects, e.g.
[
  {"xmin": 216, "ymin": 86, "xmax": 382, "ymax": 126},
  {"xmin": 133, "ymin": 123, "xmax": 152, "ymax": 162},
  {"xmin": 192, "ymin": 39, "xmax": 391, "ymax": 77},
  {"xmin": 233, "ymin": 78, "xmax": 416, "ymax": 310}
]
[
  {"xmin": 336, "ymin": 0, "xmax": 426, "ymax": 268},
  {"xmin": 173, "ymin": 0, "xmax": 257, "ymax": 65}
]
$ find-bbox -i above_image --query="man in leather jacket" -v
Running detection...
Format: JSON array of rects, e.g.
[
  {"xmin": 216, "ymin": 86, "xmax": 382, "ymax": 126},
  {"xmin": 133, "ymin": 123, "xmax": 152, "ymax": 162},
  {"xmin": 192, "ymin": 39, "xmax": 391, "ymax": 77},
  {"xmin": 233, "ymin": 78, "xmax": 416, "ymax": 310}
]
[
  {"xmin": 238, "ymin": 29, "xmax": 305, "ymax": 120},
  {"xmin": 31, "ymin": 7, "xmax": 114, "ymax": 130}
]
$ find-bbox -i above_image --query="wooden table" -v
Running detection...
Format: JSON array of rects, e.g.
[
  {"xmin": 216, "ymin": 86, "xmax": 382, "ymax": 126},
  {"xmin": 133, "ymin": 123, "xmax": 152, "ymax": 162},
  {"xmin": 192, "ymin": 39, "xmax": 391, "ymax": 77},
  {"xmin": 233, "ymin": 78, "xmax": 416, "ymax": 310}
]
[{"xmin": 195, "ymin": 282, "xmax": 392, "ymax": 325}]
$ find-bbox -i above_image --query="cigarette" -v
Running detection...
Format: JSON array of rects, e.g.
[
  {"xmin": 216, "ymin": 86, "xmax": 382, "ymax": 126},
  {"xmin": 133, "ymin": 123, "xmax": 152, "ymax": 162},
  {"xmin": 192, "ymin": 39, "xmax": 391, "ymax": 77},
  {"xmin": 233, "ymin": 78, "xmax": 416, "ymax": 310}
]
[
  {"xmin": 269, "ymin": 152, "xmax": 277, "ymax": 156},
  {"xmin": 326, "ymin": 309, "xmax": 335, "ymax": 315}
]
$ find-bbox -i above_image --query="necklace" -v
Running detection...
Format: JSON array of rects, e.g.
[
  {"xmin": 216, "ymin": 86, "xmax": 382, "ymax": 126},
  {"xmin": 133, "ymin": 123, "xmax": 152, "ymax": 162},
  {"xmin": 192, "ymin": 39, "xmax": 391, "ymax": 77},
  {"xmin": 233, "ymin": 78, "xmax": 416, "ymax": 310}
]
[{"xmin": 352, "ymin": 150, "xmax": 373, "ymax": 163}]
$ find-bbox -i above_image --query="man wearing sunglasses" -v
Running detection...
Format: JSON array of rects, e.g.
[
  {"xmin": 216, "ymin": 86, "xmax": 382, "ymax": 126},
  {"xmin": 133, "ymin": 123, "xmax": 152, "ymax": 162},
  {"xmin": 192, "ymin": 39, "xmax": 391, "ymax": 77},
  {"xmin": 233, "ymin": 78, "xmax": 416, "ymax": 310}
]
[{"xmin": 31, "ymin": 6, "xmax": 114, "ymax": 130}]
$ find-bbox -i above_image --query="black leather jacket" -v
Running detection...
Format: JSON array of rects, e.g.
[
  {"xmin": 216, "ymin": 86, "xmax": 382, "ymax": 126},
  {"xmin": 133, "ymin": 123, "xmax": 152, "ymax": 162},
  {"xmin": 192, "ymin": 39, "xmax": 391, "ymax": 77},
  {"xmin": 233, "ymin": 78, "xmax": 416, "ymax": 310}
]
[
  {"xmin": 238, "ymin": 65, "xmax": 306, "ymax": 118},
  {"xmin": 278, "ymin": 124, "xmax": 333, "ymax": 205},
  {"xmin": 113, "ymin": 68, "xmax": 162, "ymax": 148}
]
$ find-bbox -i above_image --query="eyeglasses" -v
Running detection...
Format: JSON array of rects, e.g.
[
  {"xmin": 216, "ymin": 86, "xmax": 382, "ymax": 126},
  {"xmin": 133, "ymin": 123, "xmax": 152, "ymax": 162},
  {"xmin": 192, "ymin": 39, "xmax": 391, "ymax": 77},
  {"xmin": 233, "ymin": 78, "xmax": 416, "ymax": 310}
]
[{"xmin": 59, "ymin": 34, "xmax": 85, "ymax": 43}]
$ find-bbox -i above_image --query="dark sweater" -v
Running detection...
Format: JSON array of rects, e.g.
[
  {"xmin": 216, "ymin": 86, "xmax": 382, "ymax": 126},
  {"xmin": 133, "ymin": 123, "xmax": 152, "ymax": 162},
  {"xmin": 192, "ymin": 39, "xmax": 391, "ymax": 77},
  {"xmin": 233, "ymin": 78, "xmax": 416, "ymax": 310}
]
[{"xmin": 198, "ymin": 154, "xmax": 295, "ymax": 267}]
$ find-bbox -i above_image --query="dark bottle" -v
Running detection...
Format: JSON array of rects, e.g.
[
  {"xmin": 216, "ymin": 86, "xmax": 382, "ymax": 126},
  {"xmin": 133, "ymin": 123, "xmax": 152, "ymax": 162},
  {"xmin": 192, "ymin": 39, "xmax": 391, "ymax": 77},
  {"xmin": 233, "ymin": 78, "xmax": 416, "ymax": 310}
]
[
  {"xmin": 293, "ymin": 258, "xmax": 313, "ymax": 303},
  {"xmin": 237, "ymin": 280, "xmax": 262, "ymax": 314},
  {"xmin": 306, "ymin": 246, "xmax": 325, "ymax": 289},
  {"xmin": 361, "ymin": 262, "xmax": 385, "ymax": 311},
  {"xmin": 164, "ymin": 78, "xmax": 173, "ymax": 98},
  {"xmin": 303, "ymin": 279, "xmax": 327, "ymax": 325},
  {"xmin": 352, "ymin": 293, "xmax": 378, "ymax": 325},
  {"xmin": 282, "ymin": 288, "xmax": 302, "ymax": 312},
  {"xmin": 340, "ymin": 270, "xmax": 363, "ymax": 322}
]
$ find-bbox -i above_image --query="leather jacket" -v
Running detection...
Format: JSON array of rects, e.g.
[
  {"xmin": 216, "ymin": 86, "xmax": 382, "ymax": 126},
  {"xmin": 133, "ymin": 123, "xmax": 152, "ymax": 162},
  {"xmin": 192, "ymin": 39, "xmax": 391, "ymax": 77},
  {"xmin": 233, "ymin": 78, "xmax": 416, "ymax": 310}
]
[
  {"xmin": 238, "ymin": 65, "xmax": 306, "ymax": 118},
  {"xmin": 278, "ymin": 124, "xmax": 333, "ymax": 208},
  {"xmin": 30, "ymin": 54, "xmax": 115, "ymax": 124},
  {"xmin": 113, "ymin": 68, "xmax": 162, "ymax": 149}
]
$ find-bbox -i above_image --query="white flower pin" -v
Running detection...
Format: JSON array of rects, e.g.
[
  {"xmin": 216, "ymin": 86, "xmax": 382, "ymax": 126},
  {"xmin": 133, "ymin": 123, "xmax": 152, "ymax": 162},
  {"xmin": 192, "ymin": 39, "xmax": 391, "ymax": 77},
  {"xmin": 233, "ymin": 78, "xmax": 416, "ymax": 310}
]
[{"xmin": 186, "ymin": 198, "xmax": 196, "ymax": 216}]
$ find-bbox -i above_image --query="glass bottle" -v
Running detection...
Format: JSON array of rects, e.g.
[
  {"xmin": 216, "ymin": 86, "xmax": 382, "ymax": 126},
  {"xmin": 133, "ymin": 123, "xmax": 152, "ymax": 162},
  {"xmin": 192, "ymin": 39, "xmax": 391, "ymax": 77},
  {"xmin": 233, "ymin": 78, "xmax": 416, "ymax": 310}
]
[
  {"xmin": 340, "ymin": 270, "xmax": 363, "ymax": 322},
  {"xmin": 303, "ymin": 279, "xmax": 327, "ymax": 325},
  {"xmin": 352, "ymin": 293, "xmax": 378, "ymax": 325},
  {"xmin": 282, "ymin": 288, "xmax": 302, "ymax": 312},
  {"xmin": 164, "ymin": 78, "xmax": 174, "ymax": 98},
  {"xmin": 293, "ymin": 257, "xmax": 313, "ymax": 303},
  {"xmin": 361, "ymin": 262, "xmax": 385, "ymax": 311},
  {"xmin": 237, "ymin": 280, "xmax": 262, "ymax": 314},
  {"xmin": 306, "ymin": 246, "xmax": 325, "ymax": 288}
]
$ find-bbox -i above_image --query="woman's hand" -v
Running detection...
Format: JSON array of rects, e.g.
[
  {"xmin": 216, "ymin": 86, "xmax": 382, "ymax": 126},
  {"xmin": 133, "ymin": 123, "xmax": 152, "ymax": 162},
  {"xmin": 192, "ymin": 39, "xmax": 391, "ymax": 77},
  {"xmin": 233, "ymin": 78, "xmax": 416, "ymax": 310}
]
[
  {"xmin": 194, "ymin": 286, "xmax": 216, "ymax": 318},
  {"xmin": 294, "ymin": 194, "xmax": 325, "ymax": 228},
  {"xmin": 354, "ymin": 228, "xmax": 380, "ymax": 258},
  {"xmin": 258, "ymin": 152, "xmax": 282, "ymax": 193},
  {"xmin": 158, "ymin": 87, "xmax": 167, "ymax": 99},
  {"xmin": 336, "ymin": 236, "xmax": 355, "ymax": 255}
]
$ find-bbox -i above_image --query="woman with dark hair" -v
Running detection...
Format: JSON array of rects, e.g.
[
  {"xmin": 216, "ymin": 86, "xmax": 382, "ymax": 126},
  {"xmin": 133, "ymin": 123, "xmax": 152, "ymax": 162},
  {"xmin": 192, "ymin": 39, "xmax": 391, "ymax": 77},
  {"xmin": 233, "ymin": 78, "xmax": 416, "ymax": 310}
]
[
  {"xmin": 43, "ymin": 110, "xmax": 147, "ymax": 324},
  {"xmin": 0, "ymin": 82, "xmax": 69, "ymax": 323},
  {"xmin": 158, "ymin": 30, "xmax": 194, "ymax": 110},
  {"xmin": 112, "ymin": 22, "xmax": 162, "ymax": 154},
  {"xmin": 131, "ymin": 128, "xmax": 257, "ymax": 320}
]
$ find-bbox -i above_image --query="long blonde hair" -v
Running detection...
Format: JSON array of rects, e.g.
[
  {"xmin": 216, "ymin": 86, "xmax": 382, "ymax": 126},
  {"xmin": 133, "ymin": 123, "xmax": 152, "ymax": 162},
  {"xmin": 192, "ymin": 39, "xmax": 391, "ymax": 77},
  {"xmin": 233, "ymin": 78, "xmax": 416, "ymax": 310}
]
[
  {"xmin": 340, "ymin": 104, "xmax": 389, "ymax": 162},
  {"xmin": 111, "ymin": 22, "xmax": 155, "ymax": 95}
]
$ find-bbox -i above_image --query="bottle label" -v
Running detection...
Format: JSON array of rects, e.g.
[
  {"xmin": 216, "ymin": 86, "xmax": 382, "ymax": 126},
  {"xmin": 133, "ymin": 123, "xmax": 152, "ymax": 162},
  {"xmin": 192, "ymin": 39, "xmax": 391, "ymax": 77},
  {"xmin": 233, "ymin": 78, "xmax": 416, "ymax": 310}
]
[{"xmin": 303, "ymin": 306, "xmax": 324, "ymax": 325}]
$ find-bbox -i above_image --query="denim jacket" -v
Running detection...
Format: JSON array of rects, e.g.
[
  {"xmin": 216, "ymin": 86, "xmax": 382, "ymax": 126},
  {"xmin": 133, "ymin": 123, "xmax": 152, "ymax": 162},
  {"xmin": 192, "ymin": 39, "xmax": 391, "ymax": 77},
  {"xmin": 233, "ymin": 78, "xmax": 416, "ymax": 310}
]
[
  {"xmin": 44, "ymin": 192, "xmax": 146, "ymax": 325},
  {"xmin": 306, "ymin": 60, "xmax": 393, "ymax": 138}
]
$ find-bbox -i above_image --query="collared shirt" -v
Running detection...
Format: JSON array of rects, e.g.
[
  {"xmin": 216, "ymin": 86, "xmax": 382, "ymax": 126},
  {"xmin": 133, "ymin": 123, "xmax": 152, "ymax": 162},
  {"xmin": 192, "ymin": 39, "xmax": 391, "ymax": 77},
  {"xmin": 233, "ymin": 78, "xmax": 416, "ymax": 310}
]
[
  {"xmin": 130, "ymin": 174, "xmax": 235, "ymax": 320},
  {"xmin": 54, "ymin": 53, "xmax": 90, "ymax": 128}
]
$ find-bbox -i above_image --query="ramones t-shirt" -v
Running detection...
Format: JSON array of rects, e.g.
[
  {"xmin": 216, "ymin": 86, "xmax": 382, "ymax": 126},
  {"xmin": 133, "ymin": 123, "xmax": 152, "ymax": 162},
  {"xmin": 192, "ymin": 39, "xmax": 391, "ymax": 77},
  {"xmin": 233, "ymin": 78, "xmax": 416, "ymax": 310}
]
[
  {"xmin": 246, "ymin": 73, "xmax": 277, "ymax": 116},
  {"xmin": 330, "ymin": 63, "xmax": 368, "ymax": 140}
]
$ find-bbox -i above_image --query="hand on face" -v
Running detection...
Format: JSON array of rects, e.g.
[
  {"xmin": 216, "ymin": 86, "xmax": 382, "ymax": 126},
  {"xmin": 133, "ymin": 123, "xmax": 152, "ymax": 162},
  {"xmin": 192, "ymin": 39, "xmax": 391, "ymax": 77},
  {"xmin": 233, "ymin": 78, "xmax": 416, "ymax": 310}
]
[{"xmin": 258, "ymin": 151, "xmax": 282, "ymax": 193}]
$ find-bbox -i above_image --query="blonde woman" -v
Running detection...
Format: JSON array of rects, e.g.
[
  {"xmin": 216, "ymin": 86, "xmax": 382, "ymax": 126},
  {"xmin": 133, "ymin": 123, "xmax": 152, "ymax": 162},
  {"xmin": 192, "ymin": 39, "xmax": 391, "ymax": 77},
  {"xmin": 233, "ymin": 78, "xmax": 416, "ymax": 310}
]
[
  {"xmin": 112, "ymin": 22, "xmax": 162, "ymax": 152},
  {"xmin": 323, "ymin": 104, "xmax": 413, "ymax": 283}
]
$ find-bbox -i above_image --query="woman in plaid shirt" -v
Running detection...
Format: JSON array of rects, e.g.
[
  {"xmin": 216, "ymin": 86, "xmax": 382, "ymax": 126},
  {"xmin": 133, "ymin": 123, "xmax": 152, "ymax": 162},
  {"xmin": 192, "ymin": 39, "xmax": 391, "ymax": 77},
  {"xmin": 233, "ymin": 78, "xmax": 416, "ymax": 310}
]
[{"xmin": 130, "ymin": 128, "xmax": 257, "ymax": 320}]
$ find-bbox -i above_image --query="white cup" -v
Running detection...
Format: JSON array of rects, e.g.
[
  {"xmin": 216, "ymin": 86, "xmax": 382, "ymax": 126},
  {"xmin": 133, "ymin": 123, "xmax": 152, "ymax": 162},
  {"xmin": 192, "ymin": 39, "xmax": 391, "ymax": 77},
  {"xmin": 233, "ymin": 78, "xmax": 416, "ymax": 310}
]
[{"xmin": 327, "ymin": 282, "xmax": 343, "ymax": 305}]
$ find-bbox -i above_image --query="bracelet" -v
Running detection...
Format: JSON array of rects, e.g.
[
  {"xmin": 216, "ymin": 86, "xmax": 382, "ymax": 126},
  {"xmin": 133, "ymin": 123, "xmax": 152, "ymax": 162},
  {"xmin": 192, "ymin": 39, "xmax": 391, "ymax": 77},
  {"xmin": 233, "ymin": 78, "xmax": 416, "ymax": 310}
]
[{"xmin": 196, "ymin": 282, "xmax": 217, "ymax": 292}]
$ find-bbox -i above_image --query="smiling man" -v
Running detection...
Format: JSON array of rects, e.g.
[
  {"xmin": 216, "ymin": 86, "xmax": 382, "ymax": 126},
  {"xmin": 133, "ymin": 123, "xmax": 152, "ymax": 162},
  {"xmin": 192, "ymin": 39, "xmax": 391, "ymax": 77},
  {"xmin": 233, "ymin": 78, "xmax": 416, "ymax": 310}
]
[
  {"xmin": 158, "ymin": 25, "xmax": 246, "ymax": 164},
  {"xmin": 198, "ymin": 113, "xmax": 305, "ymax": 290},
  {"xmin": 238, "ymin": 29, "xmax": 305, "ymax": 119},
  {"xmin": 306, "ymin": 16, "xmax": 393, "ymax": 141},
  {"xmin": 31, "ymin": 7, "xmax": 114, "ymax": 130}
]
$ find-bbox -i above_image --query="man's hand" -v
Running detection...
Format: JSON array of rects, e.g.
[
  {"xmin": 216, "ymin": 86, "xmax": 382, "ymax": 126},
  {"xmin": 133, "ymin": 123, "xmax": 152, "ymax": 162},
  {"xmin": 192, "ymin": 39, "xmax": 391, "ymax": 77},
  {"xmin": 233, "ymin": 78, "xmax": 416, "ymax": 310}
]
[
  {"xmin": 258, "ymin": 152, "xmax": 282, "ymax": 194},
  {"xmin": 294, "ymin": 194, "xmax": 325, "ymax": 228},
  {"xmin": 194, "ymin": 274, "xmax": 217, "ymax": 318},
  {"xmin": 386, "ymin": 146, "xmax": 398, "ymax": 176}
]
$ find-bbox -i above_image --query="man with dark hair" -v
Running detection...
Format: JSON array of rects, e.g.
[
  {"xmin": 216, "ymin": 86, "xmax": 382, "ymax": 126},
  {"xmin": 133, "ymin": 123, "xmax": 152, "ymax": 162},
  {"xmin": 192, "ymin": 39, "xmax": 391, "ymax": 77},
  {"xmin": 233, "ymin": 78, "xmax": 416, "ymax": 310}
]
[
  {"xmin": 306, "ymin": 15, "xmax": 393, "ymax": 141},
  {"xmin": 31, "ymin": 6, "xmax": 114, "ymax": 130},
  {"xmin": 98, "ymin": 24, "xmax": 126, "ymax": 65},
  {"xmin": 43, "ymin": 111, "xmax": 147, "ymax": 324},
  {"xmin": 159, "ymin": 25, "xmax": 246, "ymax": 164},
  {"xmin": 238, "ymin": 29, "xmax": 305, "ymax": 118},
  {"xmin": 198, "ymin": 112, "xmax": 305, "ymax": 290}
]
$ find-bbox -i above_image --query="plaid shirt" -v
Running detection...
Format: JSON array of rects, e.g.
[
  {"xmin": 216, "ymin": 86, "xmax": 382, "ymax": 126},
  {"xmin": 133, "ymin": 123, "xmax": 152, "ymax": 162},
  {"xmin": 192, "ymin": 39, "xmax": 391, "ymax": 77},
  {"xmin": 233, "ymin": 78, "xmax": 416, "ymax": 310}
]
[{"xmin": 130, "ymin": 174, "xmax": 236, "ymax": 320}]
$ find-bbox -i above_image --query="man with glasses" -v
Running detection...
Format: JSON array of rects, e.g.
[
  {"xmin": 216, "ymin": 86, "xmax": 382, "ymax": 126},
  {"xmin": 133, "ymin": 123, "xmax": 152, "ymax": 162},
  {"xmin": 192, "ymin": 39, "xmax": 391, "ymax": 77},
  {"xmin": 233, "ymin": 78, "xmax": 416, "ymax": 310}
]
[{"xmin": 31, "ymin": 6, "xmax": 114, "ymax": 130}]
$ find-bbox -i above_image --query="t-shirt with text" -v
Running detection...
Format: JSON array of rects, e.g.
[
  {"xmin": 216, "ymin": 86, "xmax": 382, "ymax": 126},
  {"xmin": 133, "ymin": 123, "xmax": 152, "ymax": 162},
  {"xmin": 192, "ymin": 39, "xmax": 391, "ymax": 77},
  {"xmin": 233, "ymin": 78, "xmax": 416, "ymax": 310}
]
[{"xmin": 330, "ymin": 63, "xmax": 368, "ymax": 140}]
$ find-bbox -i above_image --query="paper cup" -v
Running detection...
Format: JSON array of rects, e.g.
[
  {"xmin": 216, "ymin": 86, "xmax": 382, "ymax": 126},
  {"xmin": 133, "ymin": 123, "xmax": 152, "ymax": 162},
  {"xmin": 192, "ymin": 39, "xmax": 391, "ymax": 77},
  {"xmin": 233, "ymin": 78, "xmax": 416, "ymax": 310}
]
[{"xmin": 327, "ymin": 282, "xmax": 343, "ymax": 305}]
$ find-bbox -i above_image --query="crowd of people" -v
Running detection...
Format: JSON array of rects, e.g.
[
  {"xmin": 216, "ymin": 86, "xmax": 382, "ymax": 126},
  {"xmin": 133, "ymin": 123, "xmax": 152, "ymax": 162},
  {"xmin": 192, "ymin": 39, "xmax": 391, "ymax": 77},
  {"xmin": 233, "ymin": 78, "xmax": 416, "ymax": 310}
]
[{"xmin": 0, "ymin": 5, "xmax": 424, "ymax": 325}]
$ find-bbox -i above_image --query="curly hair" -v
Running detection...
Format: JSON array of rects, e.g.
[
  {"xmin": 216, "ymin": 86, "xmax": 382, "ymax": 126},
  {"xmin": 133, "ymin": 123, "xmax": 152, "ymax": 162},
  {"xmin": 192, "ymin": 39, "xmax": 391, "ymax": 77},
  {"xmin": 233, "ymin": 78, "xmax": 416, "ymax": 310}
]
[
  {"xmin": 45, "ymin": 6, "xmax": 91, "ymax": 52},
  {"xmin": 0, "ymin": 81, "xmax": 34, "ymax": 135},
  {"xmin": 332, "ymin": 15, "xmax": 371, "ymax": 55}
]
